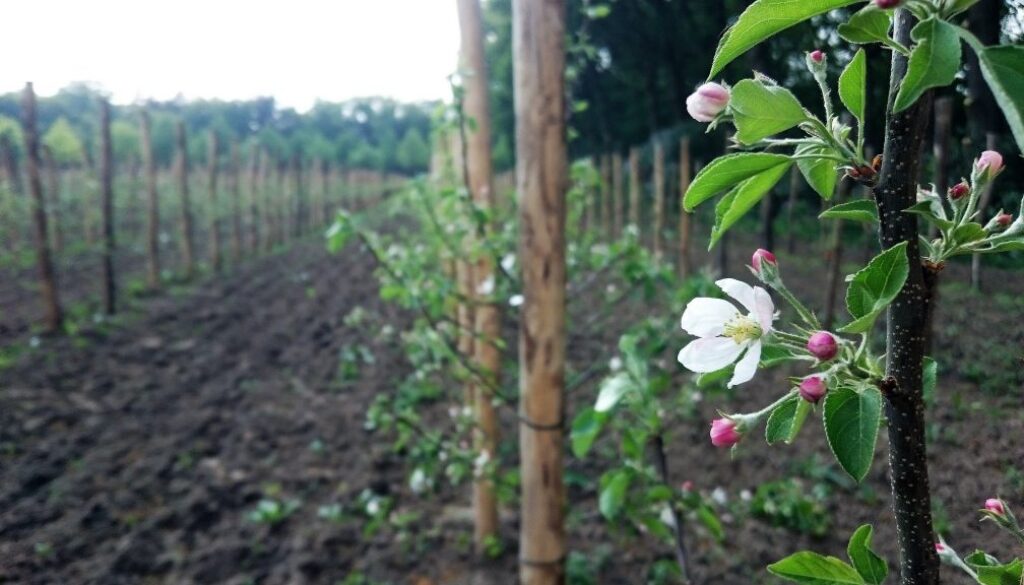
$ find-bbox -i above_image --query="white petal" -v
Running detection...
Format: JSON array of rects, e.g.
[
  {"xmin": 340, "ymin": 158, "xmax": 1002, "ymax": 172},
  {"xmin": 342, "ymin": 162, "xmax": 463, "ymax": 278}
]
[
  {"xmin": 728, "ymin": 341, "xmax": 762, "ymax": 387},
  {"xmin": 716, "ymin": 278, "xmax": 758, "ymax": 315},
  {"xmin": 752, "ymin": 286, "xmax": 775, "ymax": 332},
  {"xmin": 680, "ymin": 298, "xmax": 738, "ymax": 337},
  {"xmin": 678, "ymin": 337, "xmax": 744, "ymax": 373}
]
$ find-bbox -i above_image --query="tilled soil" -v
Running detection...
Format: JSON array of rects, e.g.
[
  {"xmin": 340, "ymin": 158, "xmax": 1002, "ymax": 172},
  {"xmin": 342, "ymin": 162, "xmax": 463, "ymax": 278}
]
[{"xmin": 1, "ymin": 232, "xmax": 1022, "ymax": 585}]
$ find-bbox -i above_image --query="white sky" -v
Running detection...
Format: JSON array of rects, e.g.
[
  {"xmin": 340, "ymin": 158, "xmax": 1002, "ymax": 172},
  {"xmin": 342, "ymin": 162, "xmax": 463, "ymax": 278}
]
[{"xmin": 0, "ymin": 0, "xmax": 460, "ymax": 111}]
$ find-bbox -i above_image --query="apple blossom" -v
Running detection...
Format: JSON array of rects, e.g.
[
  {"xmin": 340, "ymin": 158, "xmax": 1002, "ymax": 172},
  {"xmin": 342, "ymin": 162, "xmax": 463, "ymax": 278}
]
[
  {"xmin": 810, "ymin": 50, "xmax": 825, "ymax": 63},
  {"xmin": 806, "ymin": 331, "xmax": 838, "ymax": 361},
  {"xmin": 985, "ymin": 498, "xmax": 1006, "ymax": 516},
  {"xmin": 799, "ymin": 375, "xmax": 828, "ymax": 403},
  {"xmin": 976, "ymin": 150, "xmax": 1004, "ymax": 175},
  {"xmin": 686, "ymin": 82, "xmax": 730, "ymax": 123},
  {"xmin": 751, "ymin": 248, "xmax": 777, "ymax": 275},
  {"xmin": 710, "ymin": 417, "xmax": 741, "ymax": 448},
  {"xmin": 948, "ymin": 182, "xmax": 970, "ymax": 200},
  {"xmin": 678, "ymin": 278, "xmax": 775, "ymax": 387}
]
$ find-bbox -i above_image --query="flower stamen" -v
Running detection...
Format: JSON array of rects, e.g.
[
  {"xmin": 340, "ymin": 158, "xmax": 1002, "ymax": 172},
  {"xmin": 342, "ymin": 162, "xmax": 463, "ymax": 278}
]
[{"xmin": 723, "ymin": 315, "xmax": 761, "ymax": 344}]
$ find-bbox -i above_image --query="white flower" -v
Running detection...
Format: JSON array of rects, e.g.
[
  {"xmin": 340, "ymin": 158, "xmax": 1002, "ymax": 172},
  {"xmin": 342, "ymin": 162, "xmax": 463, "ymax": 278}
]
[
  {"xmin": 501, "ymin": 253, "xmax": 516, "ymax": 273},
  {"xmin": 608, "ymin": 356, "xmax": 623, "ymax": 371},
  {"xmin": 365, "ymin": 498, "xmax": 381, "ymax": 516},
  {"xmin": 740, "ymin": 489, "xmax": 753, "ymax": 502},
  {"xmin": 677, "ymin": 278, "xmax": 775, "ymax": 388},
  {"xmin": 473, "ymin": 450, "xmax": 491, "ymax": 477},
  {"xmin": 476, "ymin": 276, "xmax": 495, "ymax": 296},
  {"xmin": 659, "ymin": 505, "xmax": 676, "ymax": 528},
  {"xmin": 409, "ymin": 468, "xmax": 430, "ymax": 495},
  {"xmin": 711, "ymin": 487, "xmax": 728, "ymax": 506},
  {"xmin": 509, "ymin": 294, "xmax": 524, "ymax": 307}
]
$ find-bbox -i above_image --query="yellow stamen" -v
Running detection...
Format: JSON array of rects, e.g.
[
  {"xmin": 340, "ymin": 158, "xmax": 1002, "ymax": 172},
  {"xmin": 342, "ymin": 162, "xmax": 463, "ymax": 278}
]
[{"xmin": 723, "ymin": 315, "xmax": 761, "ymax": 344}]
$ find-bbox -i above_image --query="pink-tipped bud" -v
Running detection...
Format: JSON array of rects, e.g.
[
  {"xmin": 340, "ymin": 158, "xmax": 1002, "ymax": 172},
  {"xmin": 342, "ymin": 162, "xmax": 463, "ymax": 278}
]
[
  {"xmin": 985, "ymin": 498, "xmax": 1006, "ymax": 516},
  {"xmin": 875, "ymin": 0, "xmax": 902, "ymax": 7},
  {"xmin": 935, "ymin": 542, "xmax": 946, "ymax": 553},
  {"xmin": 799, "ymin": 375, "xmax": 828, "ymax": 403},
  {"xmin": 807, "ymin": 331, "xmax": 838, "ymax": 361},
  {"xmin": 810, "ymin": 50, "xmax": 825, "ymax": 63},
  {"xmin": 686, "ymin": 82, "xmax": 731, "ymax": 123},
  {"xmin": 752, "ymin": 248, "xmax": 777, "ymax": 274},
  {"xmin": 976, "ymin": 150, "xmax": 1004, "ymax": 175},
  {"xmin": 681, "ymin": 481, "xmax": 694, "ymax": 492},
  {"xmin": 710, "ymin": 418, "xmax": 742, "ymax": 448},
  {"xmin": 997, "ymin": 212, "xmax": 1013, "ymax": 227},
  {"xmin": 948, "ymin": 182, "xmax": 970, "ymax": 201}
]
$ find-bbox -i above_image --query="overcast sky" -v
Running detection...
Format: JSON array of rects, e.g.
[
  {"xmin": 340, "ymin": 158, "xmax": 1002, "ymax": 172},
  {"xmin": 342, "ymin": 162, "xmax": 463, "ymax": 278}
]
[{"xmin": 0, "ymin": 0, "xmax": 460, "ymax": 111}]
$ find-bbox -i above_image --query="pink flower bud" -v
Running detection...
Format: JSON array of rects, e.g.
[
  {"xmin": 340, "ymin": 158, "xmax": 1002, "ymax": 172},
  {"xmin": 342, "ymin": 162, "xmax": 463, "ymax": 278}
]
[
  {"xmin": 948, "ymin": 182, "xmax": 970, "ymax": 200},
  {"xmin": 976, "ymin": 150, "xmax": 1004, "ymax": 175},
  {"xmin": 934, "ymin": 542, "xmax": 946, "ymax": 553},
  {"xmin": 710, "ymin": 418, "xmax": 741, "ymax": 448},
  {"xmin": 681, "ymin": 481, "xmax": 694, "ymax": 492},
  {"xmin": 985, "ymin": 498, "xmax": 1006, "ymax": 515},
  {"xmin": 807, "ymin": 331, "xmax": 838, "ymax": 361},
  {"xmin": 875, "ymin": 0, "xmax": 902, "ymax": 7},
  {"xmin": 686, "ymin": 82, "xmax": 731, "ymax": 123},
  {"xmin": 799, "ymin": 375, "xmax": 828, "ymax": 403},
  {"xmin": 752, "ymin": 248, "xmax": 777, "ymax": 274},
  {"xmin": 810, "ymin": 50, "xmax": 825, "ymax": 63},
  {"xmin": 997, "ymin": 212, "xmax": 1013, "ymax": 227}
]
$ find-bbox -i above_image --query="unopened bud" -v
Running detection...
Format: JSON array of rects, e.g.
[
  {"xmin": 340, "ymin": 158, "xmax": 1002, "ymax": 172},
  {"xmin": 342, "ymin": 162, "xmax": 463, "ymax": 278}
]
[
  {"xmin": 948, "ymin": 182, "xmax": 970, "ymax": 200},
  {"xmin": 799, "ymin": 375, "xmax": 828, "ymax": 403},
  {"xmin": 752, "ymin": 248, "xmax": 777, "ymax": 274},
  {"xmin": 686, "ymin": 83, "xmax": 731, "ymax": 123},
  {"xmin": 976, "ymin": 150, "xmax": 1004, "ymax": 175},
  {"xmin": 985, "ymin": 498, "xmax": 1006, "ymax": 516},
  {"xmin": 807, "ymin": 331, "xmax": 838, "ymax": 361},
  {"xmin": 810, "ymin": 50, "xmax": 825, "ymax": 63},
  {"xmin": 710, "ymin": 417, "xmax": 742, "ymax": 448}
]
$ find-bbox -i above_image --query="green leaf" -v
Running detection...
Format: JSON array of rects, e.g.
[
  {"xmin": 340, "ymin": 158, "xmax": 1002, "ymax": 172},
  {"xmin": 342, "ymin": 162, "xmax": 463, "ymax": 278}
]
[
  {"xmin": 820, "ymin": 199, "xmax": 879, "ymax": 223},
  {"xmin": 823, "ymin": 386, "xmax": 882, "ymax": 482},
  {"xmin": 796, "ymin": 144, "xmax": 839, "ymax": 200},
  {"xmin": 847, "ymin": 525, "xmax": 888, "ymax": 585},
  {"xmin": 730, "ymin": 79, "xmax": 808, "ymax": 145},
  {"xmin": 766, "ymin": 394, "xmax": 812, "ymax": 445},
  {"xmin": 903, "ymin": 199, "xmax": 954, "ymax": 231},
  {"xmin": 710, "ymin": 160, "xmax": 793, "ymax": 248},
  {"xmin": 768, "ymin": 551, "xmax": 867, "ymax": 584},
  {"xmin": 709, "ymin": 0, "xmax": 862, "ymax": 78},
  {"xmin": 599, "ymin": 470, "xmax": 631, "ymax": 520},
  {"xmin": 570, "ymin": 408, "xmax": 607, "ymax": 458},
  {"xmin": 972, "ymin": 559, "xmax": 1024, "ymax": 585},
  {"xmin": 760, "ymin": 343, "xmax": 801, "ymax": 368},
  {"xmin": 893, "ymin": 18, "xmax": 962, "ymax": 113},
  {"xmin": 978, "ymin": 45, "xmax": 1024, "ymax": 154},
  {"xmin": 683, "ymin": 153, "xmax": 792, "ymax": 211},
  {"xmin": 839, "ymin": 49, "xmax": 868, "ymax": 124},
  {"xmin": 839, "ymin": 242, "xmax": 909, "ymax": 334},
  {"xmin": 697, "ymin": 505, "xmax": 724, "ymax": 541},
  {"xmin": 838, "ymin": 7, "xmax": 892, "ymax": 46},
  {"xmin": 595, "ymin": 372, "xmax": 633, "ymax": 413},
  {"xmin": 952, "ymin": 222, "xmax": 987, "ymax": 246},
  {"xmin": 696, "ymin": 365, "xmax": 733, "ymax": 388},
  {"xmin": 946, "ymin": 0, "xmax": 981, "ymax": 17}
]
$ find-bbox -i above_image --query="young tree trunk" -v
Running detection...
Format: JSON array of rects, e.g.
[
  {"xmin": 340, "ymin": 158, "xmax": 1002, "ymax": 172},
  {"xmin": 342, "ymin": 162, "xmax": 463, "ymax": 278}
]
[
  {"xmin": 247, "ymin": 145, "xmax": 260, "ymax": 254},
  {"xmin": 678, "ymin": 137, "xmax": 692, "ymax": 277},
  {"xmin": 600, "ymin": 153, "xmax": 612, "ymax": 236},
  {"xmin": 98, "ymin": 99, "xmax": 117, "ymax": 315},
  {"xmin": 785, "ymin": 166, "xmax": 800, "ymax": 254},
  {"xmin": 457, "ymin": 0, "xmax": 502, "ymax": 554},
  {"xmin": 612, "ymin": 152, "xmax": 623, "ymax": 238},
  {"xmin": 628, "ymin": 146, "xmax": 641, "ymax": 233},
  {"xmin": 207, "ymin": 132, "xmax": 222, "ymax": 272},
  {"xmin": 291, "ymin": 154, "xmax": 303, "ymax": 238},
  {"xmin": 259, "ymin": 150, "xmax": 272, "ymax": 253},
  {"xmin": 970, "ymin": 132, "xmax": 998, "ymax": 291},
  {"xmin": 176, "ymin": 122, "xmax": 195, "ymax": 278},
  {"xmin": 42, "ymin": 146, "xmax": 64, "ymax": 254},
  {"xmin": 139, "ymin": 110, "xmax": 161, "ymax": 289},
  {"xmin": 873, "ymin": 10, "xmax": 940, "ymax": 585},
  {"xmin": 22, "ymin": 83, "xmax": 63, "ymax": 332},
  {"xmin": 513, "ymin": 0, "xmax": 567, "ymax": 581},
  {"xmin": 230, "ymin": 141, "xmax": 243, "ymax": 263},
  {"xmin": 653, "ymin": 140, "xmax": 665, "ymax": 260}
]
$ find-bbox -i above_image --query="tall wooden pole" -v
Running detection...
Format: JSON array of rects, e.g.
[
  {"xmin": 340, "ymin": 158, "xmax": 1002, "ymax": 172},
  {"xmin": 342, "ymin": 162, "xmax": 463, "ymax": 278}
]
[
  {"xmin": 612, "ymin": 152, "xmax": 623, "ymax": 238},
  {"xmin": 1, "ymin": 135, "xmax": 23, "ymax": 255},
  {"xmin": 652, "ymin": 140, "xmax": 665, "ymax": 260},
  {"xmin": 175, "ymin": 122, "xmax": 195, "ymax": 278},
  {"xmin": 513, "ymin": 0, "xmax": 567, "ymax": 581},
  {"xmin": 628, "ymin": 146, "xmax": 641, "ymax": 234},
  {"xmin": 599, "ymin": 154, "xmax": 611, "ymax": 236},
  {"xmin": 42, "ymin": 146, "xmax": 64, "ymax": 254},
  {"xmin": 22, "ymin": 83, "xmax": 63, "ymax": 332},
  {"xmin": 678, "ymin": 137, "xmax": 692, "ymax": 277},
  {"xmin": 98, "ymin": 99, "xmax": 116, "ymax": 315},
  {"xmin": 230, "ymin": 141, "xmax": 243, "ymax": 263},
  {"xmin": 247, "ymin": 144, "xmax": 260, "ymax": 253},
  {"xmin": 457, "ymin": 0, "xmax": 502, "ymax": 553},
  {"xmin": 206, "ymin": 131, "xmax": 222, "ymax": 272},
  {"xmin": 140, "ymin": 110, "xmax": 161, "ymax": 289}
]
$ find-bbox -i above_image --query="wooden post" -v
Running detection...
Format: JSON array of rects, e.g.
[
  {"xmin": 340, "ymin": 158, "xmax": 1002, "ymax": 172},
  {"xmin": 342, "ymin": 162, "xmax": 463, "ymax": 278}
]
[
  {"xmin": 247, "ymin": 144, "xmax": 260, "ymax": 253},
  {"xmin": 678, "ymin": 137, "xmax": 692, "ymax": 277},
  {"xmin": 259, "ymin": 149, "xmax": 272, "ymax": 253},
  {"xmin": 98, "ymin": 99, "xmax": 116, "ymax": 315},
  {"xmin": 513, "ymin": 0, "xmax": 567, "ymax": 581},
  {"xmin": 206, "ymin": 131, "xmax": 222, "ymax": 272},
  {"xmin": 22, "ymin": 83, "xmax": 63, "ymax": 332},
  {"xmin": 140, "ymin": 111, "xmax": 161, "ymax": 289},
  {"xmin": 612, "ymin": 152, "xmax": 623, "ymax": 238},
  {"xmin": 653, "ymin": 140, "xmax": 665, "ymax": 260},
  {"xmin": 457, "ymin": 0, "xmax": 501, "ymax": 554},
  {"xmin": 291, "ymin": 154, "xmax": 303, "ymax": 238},
  {"xmin": 175, "ymin": 122, "xmax": 195, "ymax": 278},
  {"xmin": 42, "ymin": 146, "xmax": 64, "ymax": 254},
  {"xmin": 970, "ymin": 132, "xmax": 997, "ymax": 290},
  {"xmin": 1, "ymin": 135, "xmax": 23, "ymax": 254},
  {"xmin": 628, "ymin": 146, "xmax": 640, "ymax": 233},
  {"xmin": 230, "ymin": 141, "xmax": 243, "ymax": 263},
  {"xmin": 600, "ymin": 154, "xmax": 611, "ymax": 236}
]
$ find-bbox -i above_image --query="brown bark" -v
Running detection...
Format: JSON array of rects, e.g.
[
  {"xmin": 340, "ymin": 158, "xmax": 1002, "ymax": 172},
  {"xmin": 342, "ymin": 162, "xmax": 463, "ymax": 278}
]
[
  {"xmin": 207, "ymin": 131, "xmax": 222, "ymax": 272},
  {"xmin": 22, "ymin": 83, "xmax": 63, "ymax": 332},
  {"xmin": 230, "ymin": 141, "xmax": 243, "ymax": 263},
  {"xmin": 653, "ymin": 140, "xmax": 665, "ymax": 260},
  {"xmin": 139, "ymin": 111, "xmax": 161, "ymax": 288},
  {"xmin": 42, "ymin": 146, "xmax": 63, "ymax": 254},
  {"xmin": 513, "ymin": 0, "xmax": 567, "ymax": 581},
  {"xmin": 628, "ymin": 146, "xmax": 640, "ymax": 232},
  {"xmin": 175, "ymin": 122, "xmax": 195, "ymax": 278},
  {"xmin": 457, "ymin": 0, "xmax": 502, "ymax": 553},
  {"xmin": 99, "ymin": 99, "xmax": 116, "ymax": 315},
  {"xmin": 678, "ymin": 137, "xmax": 692, "ymax": 277},
  {"xmin": 612, "ymin": 152, "xmax": 623, "ymax": 238}
]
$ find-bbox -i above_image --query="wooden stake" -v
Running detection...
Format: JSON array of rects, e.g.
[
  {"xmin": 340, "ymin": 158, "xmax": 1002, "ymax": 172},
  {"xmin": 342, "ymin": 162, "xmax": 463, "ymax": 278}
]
[
  {"xmin": 513, "ymin": 0, "xmax": 567, "ymax": 580},
  {"xmin": 612, "ymin": 152, "xmax": 623, "ymax": 238},
  {"xmin": 207, "ymin": 131, "xmax": 222, "ymax": 272},
  {"xmin": 246, "ymin": 144, "xmax": 259, "ymax": 253},
  {"xmin": 678, "ymin": 137, "xmax": 692, "ymax": 277},
  {"xmin": 600, "ymin": 153, "xmax": 611, "ymax": 236},
  {"xmin": 653, "ymin": 140, "xmax": 665, "ymax": 259},
  {"xmin": 175, "ymin": 122, "xmax": 195, "ymax": 278},
  {"xmin": 98, "ymin": 99, "xmax": 116, "ymax": 315},
  {"xmin": 42, "ymin": 146, "xmax": 64, "ymax": 255},
  {"xmin": 628, "ymin": 146, "xmax": 641, "ymax": 233},
  {"xmin": 1, "ymin": 135, "xmax": 23, "ymax": 254},
  {"xmin": 22, "ymin": 83, "xmax": 63, "ymax": 332},
  {"xmin": 230, "ymin": 141, "xmax": 243, "ymax": 263},
  {"xmin": 140, "ymin": 111, "xmax": 161, "ymax": 288}
]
